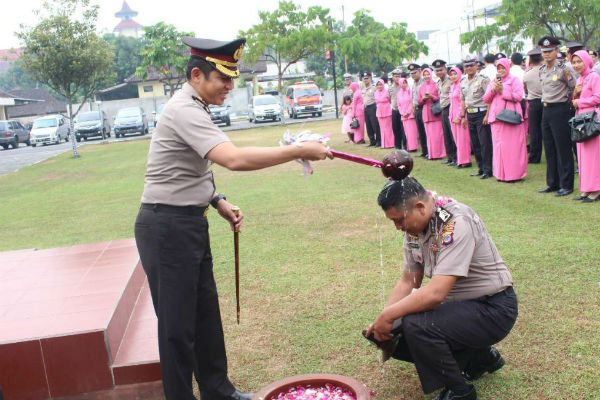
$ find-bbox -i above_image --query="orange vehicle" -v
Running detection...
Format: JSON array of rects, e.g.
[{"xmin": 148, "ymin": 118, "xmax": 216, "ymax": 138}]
[{"xmin": 284, "ymin": 81, "xmax": 323, "ymax": 119}]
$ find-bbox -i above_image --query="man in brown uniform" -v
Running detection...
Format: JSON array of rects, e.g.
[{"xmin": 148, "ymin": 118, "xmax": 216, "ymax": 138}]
[
  {"xmin": 135, "ymin": 37, "xmax": 330, "ymax": 400},
  {"xmin": 433, "ymin": 59, "xmax": 457, "ymax": 166},
  {"xmin": 522, "ymin": 48, "xmax": 544, "ymax": 163},
  {"xmin": 366, "ymin": 178, "xmax": 517, "ymax": 400},
  {"xmin": 537, "ymin": 36, "xmax": 576, "ymax": 196},
  {"xmin": 390, "ymin": 69, "xmax": 407, "ymax": 149},
  {"xmin": 362, "ymin": 72, "xmax": 381, "ymax": 147}
]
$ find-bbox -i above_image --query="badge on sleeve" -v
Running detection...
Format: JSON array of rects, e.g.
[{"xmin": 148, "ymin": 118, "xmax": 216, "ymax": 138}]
[{"xmin": 441, "ymin": 221, "xmax": 456, "ymax": 246}]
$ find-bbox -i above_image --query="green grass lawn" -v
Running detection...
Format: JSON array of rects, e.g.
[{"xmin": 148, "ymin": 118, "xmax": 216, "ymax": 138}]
[{"xmin": 1, "ymin": 119, "xmax": 599, "ymax": 399}]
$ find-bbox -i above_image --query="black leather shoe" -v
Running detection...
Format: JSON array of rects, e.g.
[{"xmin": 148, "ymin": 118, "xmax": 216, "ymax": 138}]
[
  {"xmin": 368, "ymin": 143, "xmax": 376, "ymax": 147},
  {"xmin": 581, "ymin": 196, "xmax": 600, "ymax": 203},
  {"xmin": 538, "ymin": 186, "xmax": 558, "ymax": 193},
  {"xmin": 431, "ymin": 386, "xmax": 477, "ymax": 400},
  {"xmin": 555, "ymin": 188, "xmax": 573, "ymax": 197},
  {"xmin": 226, "ymin": 390, "xmax": 255, "ymax": 400},
  {"xmin": 480, "ymin": 173, "xmax": 491, "ymax": 179},
  {"xmin": 470, "ymin": 171, "xmax": 482, "ymax": 176},
  {"xmin": 463, "ymin": 347, "xmax": 504, "ymax": 381},
  {"xmin": 457, "ymin": 163, "xmax": 472, "ymax": 169},
  {"xmin": 573, "ymin": 194, "xmax": 588, "ymax": 201},
  {"xmin": 448, "ymin": 161, "xmax": 457, "ymax": 166},
  {"xmin": 419, "ymin": 153, "xmax": 428, "ymax": 158}
]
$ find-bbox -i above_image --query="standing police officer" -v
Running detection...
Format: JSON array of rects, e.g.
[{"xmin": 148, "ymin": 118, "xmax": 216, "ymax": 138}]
[
  {"xmin": 537, "ymin": 36, "xmax": 576, "ymax": 196},
  {"xmin": 522, "ymin": 48, "xmax": 544, "ymax": 164},
  {"xmin": 135, "ymin": 37, "xmax": 331, "ymax": 400},
  {"xmin": 362, "ymin": 72, "xmax": 381, "ymax": 147},
  {"xmin": 408, "ymin": 63, "xmax": 428, "ymax": 158},
  {"xmin": 461, "ymin": 56, "xmax": 492, "ymax": 179},
  {"xmin": 433, "ymin": 59, "xmax": 457, "ymax": 166},
  {"xmin": 390, "ymin": 69, "xmax": 407, "ymax": 149}
]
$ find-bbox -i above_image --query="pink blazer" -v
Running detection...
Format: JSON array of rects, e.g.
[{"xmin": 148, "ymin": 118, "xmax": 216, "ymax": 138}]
[
  {"xmin": 573, "ymin": 50, "xmax": 600, "ymax": 115},
  {"xmin": 351, "ymin": 89, "xmax": 364, "ymax": 117},
  {"xmin": 483, "ymin": 74, "xmax": 524, "ymax": 124},
  {"xmin": 375, "ymin": 88, "xmax": 392, "ymax": 117},
  {"xmin": 397, "ymin": 87, "xmax": 414, "ymax": 119},
  {"xmin": 418, "ymin": 79, "xmax": 440, "ymax": 122}
]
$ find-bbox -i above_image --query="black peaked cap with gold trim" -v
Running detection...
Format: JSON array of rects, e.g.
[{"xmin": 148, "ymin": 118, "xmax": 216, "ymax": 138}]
[{"xmin": 182, "ymin": 37, "xmax": 246, "ymax": 78}]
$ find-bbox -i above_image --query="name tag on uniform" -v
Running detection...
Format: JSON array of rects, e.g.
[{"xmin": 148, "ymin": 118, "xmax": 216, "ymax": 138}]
[
  {"xmin": 438, "ymin": 208, "xmax": 452, "ymax": 223},
  {"xmin": 552, "ymin": 74, "xmax": 558, "ymax": 81},
  {"xmin": 408, "ymin": 242, "xmax": 420, "ymax": 249}
]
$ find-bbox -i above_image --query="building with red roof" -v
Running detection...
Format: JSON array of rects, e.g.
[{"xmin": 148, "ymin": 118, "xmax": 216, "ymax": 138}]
[{"xmin": 113, "ymin": 1, "xmax": 142, "ymax": 38}]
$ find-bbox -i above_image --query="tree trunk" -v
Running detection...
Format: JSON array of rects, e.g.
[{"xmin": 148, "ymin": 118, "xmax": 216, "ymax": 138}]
[{"xmin": 67, "ymin": 100, "xmax": 80, "ymax": 158}]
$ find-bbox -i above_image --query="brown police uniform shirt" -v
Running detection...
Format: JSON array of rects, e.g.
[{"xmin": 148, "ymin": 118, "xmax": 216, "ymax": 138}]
[
  {"xmin": 539, "ymin": 62, "xmax": 576, "ymax": 103},
  {"xmin": 403, "ymin": 197, "xmax": 513, "ymax": 302},
  {"xmin": 437, "ymin": 75, "xmax": 452, "ymax": 108},
  {"xmin": 341, "ymin": 86, "xmax": 353, "ymax": 102},
  {"xmin": 363, "ymin": 84, "xmax": 376, "ymax": 106},
  {"xmin": 389, "ymin": 84, "xmax": 401, "ymax": 110},
  {"xmin": 141, "ymin": 83, "xmax": 230, "ymax": 207},
  {"xmin": 523, "ymin": 65, "xmax": 543, "ymax": 100},
  {"xmin": 461, "ymin": 73, "xmax": 490, "ymax": 109},
  {"xmin": 411, "ymin": 78, "xmax": 424, "ymax": 107}
]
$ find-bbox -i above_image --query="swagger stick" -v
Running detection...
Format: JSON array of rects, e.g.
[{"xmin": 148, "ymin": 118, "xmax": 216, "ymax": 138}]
[{"xmin": 232, "ymin": 206, "xmax": 241, "ymax": 324}]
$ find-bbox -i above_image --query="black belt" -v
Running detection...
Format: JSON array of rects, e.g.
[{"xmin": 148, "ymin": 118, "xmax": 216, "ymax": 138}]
[
  {"xmin": 476, "ymin": 287, "xmax": 514, "ymax": 301},
  {"xmin": 414, "ymin": 105, "xmax": 422, "ymax": 110},
  {"xmin": 365, "ymin": 103, "xmax": 376, "ymax": 108},
  {"xmin": 543, "ymin": 101, "xmax": 568, "ymax": 107},
  {"xmin": 141, "ymin": 203, "xmax": 208, "ymax": 217},
  {"xmin": 528, "ymin": 98, "xmax": 541, "ymax": 102}
]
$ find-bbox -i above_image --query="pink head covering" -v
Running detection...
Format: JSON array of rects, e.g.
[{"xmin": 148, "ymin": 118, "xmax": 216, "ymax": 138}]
[
  {"xmin": 399, "ymin": 78, "xmax": 407, "ymax": 87},
  {"xmin": 495, "ymin": 58, "xmax": 511, "ymax": 80},
  {"xmin": 350, "ymin": 82, "xmax": 360, "ymax": 92},
  {"xmin": 422, "ymin": 68, "xmax": 434, "ymax": 81},
  {"xmin": 376, "ymin": 78, "xmax": 385, "ymax": 90},
  {"xmin": 450, "ymin": 66, "xmax": 462, "ymax": 83},
  {"xmin": 572, "ymin": 49, "xmax": 593, "ymax": 77}
]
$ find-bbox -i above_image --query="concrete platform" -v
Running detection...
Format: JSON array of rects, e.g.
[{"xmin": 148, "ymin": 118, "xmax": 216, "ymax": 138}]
[{"xmin": 0, "ymin": 240, "xmax": 161, "ymax": 400}]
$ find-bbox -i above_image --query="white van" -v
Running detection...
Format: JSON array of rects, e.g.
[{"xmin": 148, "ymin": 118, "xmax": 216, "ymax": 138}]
[{"xmin": 30, "ymin": 115, "xmax": 70, "ymax": 147}]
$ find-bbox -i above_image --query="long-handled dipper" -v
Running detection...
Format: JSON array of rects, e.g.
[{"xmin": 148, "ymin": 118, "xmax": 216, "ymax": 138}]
[
  {"xmin": 329, "ymin": 149, "xmax": 414, "ymax": 180},
  {"xmin": 231, "ymin": 206, "xmax": 241, "ymax": 324}
]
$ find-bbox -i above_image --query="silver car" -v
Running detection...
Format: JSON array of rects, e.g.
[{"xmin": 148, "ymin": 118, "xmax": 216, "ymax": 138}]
[{"xmin": 0, "ymin": 120, "xmax": 30, "ymax": 149}]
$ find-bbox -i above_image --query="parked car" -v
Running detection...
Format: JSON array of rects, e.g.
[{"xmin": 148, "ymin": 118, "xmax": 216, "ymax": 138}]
[
  {"xmin": 209, "ymin": 104, "xmax": 231, "ymax": 126},
  {"xmin": 30, "ymin": 115, "xmax": 70, "ymax": 147},
  {"xmin": 113, "ymin": 107, "xmax": 148, "ymax": 138},
  {"xmin": 73, "ymin": 111, "xmax": 111, "ymax": 142},
  {"xmin": 285, "ymin": 81, "xmax": 323, "ymax": 118},
  {"xmin": 248, "ymin": 95, "xmax": 282, "ymax": 123},
  {"xmin": 0, "ymin": 120, "xmax": 30, "ymax": 149}
]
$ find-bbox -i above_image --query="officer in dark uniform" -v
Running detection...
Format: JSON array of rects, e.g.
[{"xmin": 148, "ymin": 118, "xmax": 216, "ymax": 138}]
[
  {"xmin": 408, "ymin": 63, "xmax": 428, "ymax": 157},
  {"xmin": 367, "ymin": 178, "xmax": 517, "ymax": 400},
  {"xmin": 433, "ymin": 59, "xmax": 457, "ymax": 166},
  {"xmin": 537, "ymin": 36, "xmax": 576, "ymax": 196},
  {"xmin": 134, "ymin": 37, "xmax": 330, "ymax": 400}
]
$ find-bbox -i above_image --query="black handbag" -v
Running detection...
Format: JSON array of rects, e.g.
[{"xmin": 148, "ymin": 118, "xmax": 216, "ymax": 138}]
[
  {"xmin": 569, "ymin": 110, "xmax": 600, "ymax": 143},
  {"xmin": 496, "ymin": 100, "xmax": 522, "ymax": 125},
  {"xmin": 431, "ymin": 101, "xmax": 442, "ymax": 115},
  {"xmin": 349, "ymin": 117, "xmax": 360, "ymax": 129}
]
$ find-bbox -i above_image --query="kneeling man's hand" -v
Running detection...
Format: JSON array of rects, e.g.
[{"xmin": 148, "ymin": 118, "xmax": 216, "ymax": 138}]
[{"xmin": 367, "ymin": 311, "xmax": 394, "ymax": 342}]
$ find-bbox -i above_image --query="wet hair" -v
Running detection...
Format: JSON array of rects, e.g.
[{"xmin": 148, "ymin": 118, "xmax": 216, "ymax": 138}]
[
  {"xmin": 186, "ymin": 56, "xmax": 213, "ymax": 80},
  {"xmin": 377, "ymin": 177, "xmax": 427, "ymax": 211},
  {"xmin": 343, "ymin": 95, "xmax": 352, "ymax": 104},
  {"xmin": 511, "ymin": 53, "xmax": 523, "ymax": 65},
  {"xmin": 484, "ymin": 53, "xmax": 496, "ymax": 64}
]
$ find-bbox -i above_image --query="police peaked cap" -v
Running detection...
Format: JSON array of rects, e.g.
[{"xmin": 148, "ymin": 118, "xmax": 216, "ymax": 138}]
[
  {"xmin": 182, "ymin": 37, "xmax": 246, "ymax": 78},
  {"xmin": 538, "ymin": 36, "xmax": 560, "ymax": 51}
]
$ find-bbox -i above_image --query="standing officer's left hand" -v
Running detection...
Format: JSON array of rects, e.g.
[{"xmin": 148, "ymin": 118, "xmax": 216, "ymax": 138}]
[{"xmin": 216, "ymin": 200, "xmax": 244, "ymax": 232}]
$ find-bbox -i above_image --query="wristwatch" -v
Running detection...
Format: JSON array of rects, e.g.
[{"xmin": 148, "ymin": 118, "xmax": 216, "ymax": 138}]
[{"xmin": 210, "ymin": 193, "xmax": 226, "ymax": 209}]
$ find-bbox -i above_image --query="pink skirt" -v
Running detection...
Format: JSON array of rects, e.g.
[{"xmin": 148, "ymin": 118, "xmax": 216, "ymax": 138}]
[
  {"xmin": 341, "ymin": 112, "xmax": 352, "ymax": 134},
  {"xmin": 577, "ymin": 134, "xmax": 600, "ymax": 192},
  {"xmin": 379, "ymin": 115, "xmax": 394, "ymax": 148},
  {"xmin": 352, "ymin": 109, "xmax": 365, "ymax": 143},
  {"xmin": 451, "ymin": 121, "xmax": 472, "ymax": 165},
  {"xmin": 490, "ymin": 121, "xmax": 527, "ymax": 181},
  {"xmin": 424, "ymin": 120, "xmax": 446, "ymax": 159},
  {"xmin": 402, "ymin": 118, "xmax": 419, "ymax": 151}
]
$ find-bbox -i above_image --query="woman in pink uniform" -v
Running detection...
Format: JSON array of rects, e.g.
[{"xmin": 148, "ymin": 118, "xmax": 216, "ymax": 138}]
[
  {"xmin": 449, "ymin": 67, "xmax": 472, "ymax": 167},
  {"xmin": 418, "ymin": 68, "xmax": 446, "ymax": 159},
  {"xmin": 350, "ymin": 82, "xmax": 365, "ymax": 144},
  {"xmin": 375, "ymin": 79, "xmax": 394, "ymax": 148},
  {"xmin": 483, "ymin": 57, "xmax": 527, "ymax": 182},
  {"xmin": 397, "ymin": 78, "xmax": 419, "ymax": 151},
  {"xmin": 571, "ymin": 49, "xmax": 600, "ymax": 202}
]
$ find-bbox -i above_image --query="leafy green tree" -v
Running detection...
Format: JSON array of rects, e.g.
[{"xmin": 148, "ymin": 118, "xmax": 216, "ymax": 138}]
[
  {"xmin": 0, "ymin": 59, "xmax": 39, "ymax": 91},
  {"xmin": 240, "ymin": 1, "xmax": 332, "ymax": 91},
  {"xmin": 103, "ymin": 33, "xmax": 143, "ymax": 84},
  {"xmin": 17, "ymin": 0, "xmax": 114, "ymax": 157},
  {"xmin": 136, "ymin": 22, "xmax": 193, "ymax": 98},
  {"xmin": 461, "ymin": 0, "xmax": 600, "ymax": 54},
  {"xmin": 339, "ymin": 10, "xmax": 428, "ymax": 75}
]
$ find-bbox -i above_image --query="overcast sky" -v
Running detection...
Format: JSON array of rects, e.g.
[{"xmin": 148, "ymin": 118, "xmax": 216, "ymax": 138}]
[{"xmin": 1, "ymin": 0, "xmax": 497, "ymax": 50}]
